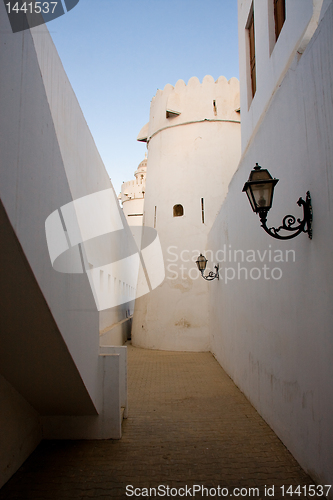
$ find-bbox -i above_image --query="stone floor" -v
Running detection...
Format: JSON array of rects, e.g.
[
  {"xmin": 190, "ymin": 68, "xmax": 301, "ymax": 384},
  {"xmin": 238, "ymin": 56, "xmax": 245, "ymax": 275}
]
[{"xmin": 0, "ymin": 345, "xmax": 323, "ymax": 499}]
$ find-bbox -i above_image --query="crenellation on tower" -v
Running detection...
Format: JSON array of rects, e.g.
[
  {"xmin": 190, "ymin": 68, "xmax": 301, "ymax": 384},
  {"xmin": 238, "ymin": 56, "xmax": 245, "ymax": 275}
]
[{"xmin": 139, "ymin": 75, "xmax": 240, "ymax": 146}]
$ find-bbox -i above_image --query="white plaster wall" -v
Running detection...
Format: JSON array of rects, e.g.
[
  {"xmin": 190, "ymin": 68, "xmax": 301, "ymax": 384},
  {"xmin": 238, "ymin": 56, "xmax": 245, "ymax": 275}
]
[
  {"xmin": 121, "ymin": 180, "xmax": 145, "ymax": 202},
  {"xmin": 41, "ymin": 353, "xmax": 123, "ymax": 440},
  {"xmin": 132, "ymin": 76, "xmax": 241, "ymax": 351},
  {"xmin": 0, "ymin": 374, "xmax": 42, "ymax": 488},
  {"xmin": 208, "ymin": 3, "xmax": 333, "ymax": 490},
  {"xmin": 122, "ymin": 198, "xmax": 145, "ymax": 226},
  {"xmin": 0, "ymin": 4, "xmax": 132, "ymax": 484},
  {"xmin": 0, "ymin": 9, "xmax": 98, "ymax": 414},
  {"xmin": 238, "ymin": 0, "xmax": 326, "ymax": 152}
]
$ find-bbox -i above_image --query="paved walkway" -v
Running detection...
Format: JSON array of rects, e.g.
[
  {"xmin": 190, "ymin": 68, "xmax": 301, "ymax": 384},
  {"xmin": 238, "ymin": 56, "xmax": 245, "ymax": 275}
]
[{"xmin": 0, "ymin": 345, "xmax": 318, "ymax": 499}]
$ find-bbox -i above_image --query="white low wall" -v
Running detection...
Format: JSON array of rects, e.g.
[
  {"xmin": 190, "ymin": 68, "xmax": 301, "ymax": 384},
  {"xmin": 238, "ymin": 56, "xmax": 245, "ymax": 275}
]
[
  {"xmin": 42, "ymin": 353, "xmax": 123, "ymax": 440},
  {"xmin": 0, "ymin": 374, "xmax": 42, "ymax": 488},
  {"xmin": 99, "ymin": 346, "xmax": 128, "ymax": 418}
]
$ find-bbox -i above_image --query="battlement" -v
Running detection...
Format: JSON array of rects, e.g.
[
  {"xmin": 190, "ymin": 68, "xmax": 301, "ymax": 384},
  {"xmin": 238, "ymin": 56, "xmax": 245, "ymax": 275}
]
[
  {"xmin": 137, "ymin": 75, "xmax": 240, "ymax": 143},
  {"xmin": 120, "ymin": 155, "xmax": 146, "ymax": 204}
]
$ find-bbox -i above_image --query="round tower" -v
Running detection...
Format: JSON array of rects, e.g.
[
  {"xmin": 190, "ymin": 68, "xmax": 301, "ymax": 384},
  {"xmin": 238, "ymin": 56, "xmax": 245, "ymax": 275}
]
[
  {"xmin": 132, "ymin": 75, "xmax": 241, "ymax": 351},
  {"xmin": 119, "ymin": 154, "xmax": 147, "ymax": 226}
]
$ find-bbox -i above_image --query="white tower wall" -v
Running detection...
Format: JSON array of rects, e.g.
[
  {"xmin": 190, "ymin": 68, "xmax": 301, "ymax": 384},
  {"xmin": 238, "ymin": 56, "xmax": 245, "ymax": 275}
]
[{"xmin": 132, "ymin": 75, "xmax": 241, "ymax": 351}]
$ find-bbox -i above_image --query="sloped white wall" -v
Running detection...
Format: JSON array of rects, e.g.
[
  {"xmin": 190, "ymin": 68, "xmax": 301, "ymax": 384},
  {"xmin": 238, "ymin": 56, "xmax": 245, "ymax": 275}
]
[
  {"xmin": 0, "ymin": 5, "xmax": 133, "ymax": 486},
  {"xmin": 31, "ymin": 25, "xmax": 134, "ymax": 342}
]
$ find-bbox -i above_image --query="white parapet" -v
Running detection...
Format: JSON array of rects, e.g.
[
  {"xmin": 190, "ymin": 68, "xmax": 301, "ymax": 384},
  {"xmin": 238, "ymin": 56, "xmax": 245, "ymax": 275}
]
[{"xmin": 42, "ymin": 350, "xmax": 128, "ymax": 439}]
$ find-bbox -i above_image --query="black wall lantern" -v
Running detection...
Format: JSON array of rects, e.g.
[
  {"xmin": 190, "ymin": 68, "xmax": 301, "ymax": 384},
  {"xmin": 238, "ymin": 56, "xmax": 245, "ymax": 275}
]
[
  {"xmin": 196, "ymin": 254, "xmax": 219, "ymax": 281},
  {"xmin": 242, "ymin": 163, "xmax": 312, "ymax": 240}
]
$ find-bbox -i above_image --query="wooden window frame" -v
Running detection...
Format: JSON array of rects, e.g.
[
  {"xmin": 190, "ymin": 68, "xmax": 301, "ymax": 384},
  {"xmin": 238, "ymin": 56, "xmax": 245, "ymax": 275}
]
[
  {"xmin": 274, "ymin": 0, "xmax": 286, "ymax": 41},
  {"xmin": 247, "ymin": 6, "xmax": 256, "ymax": 98}
]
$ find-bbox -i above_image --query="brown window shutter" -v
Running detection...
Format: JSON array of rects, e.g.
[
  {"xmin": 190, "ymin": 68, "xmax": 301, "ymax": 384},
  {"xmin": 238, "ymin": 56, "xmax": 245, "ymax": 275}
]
[
  {"xmin": 248, "ymin": 11, "xmax": 256, "ymax": 97},
  {"xmin": 274, "ymin": 0, "xmax": 286, "ymax": 40}
]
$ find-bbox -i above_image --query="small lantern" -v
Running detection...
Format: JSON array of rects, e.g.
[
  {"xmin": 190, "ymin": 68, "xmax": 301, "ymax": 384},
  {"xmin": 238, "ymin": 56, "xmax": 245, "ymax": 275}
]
[
  {"xmin": 242, "ymin": 163, "xmax": 279, "ymax": 213},
  {"xmin": 196, "ymin": 254, "xmax": 219, "ymax": 281},
  {"xmin": 196, "ymin": 254, "xmax": 208, "ymax": 272}
]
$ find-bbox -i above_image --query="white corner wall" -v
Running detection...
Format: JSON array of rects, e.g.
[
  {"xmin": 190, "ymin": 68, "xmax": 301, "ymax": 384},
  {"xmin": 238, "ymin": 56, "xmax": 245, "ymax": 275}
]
[
  {"xmin": 208, "ymin": 3, "xmax": 333, "ymax": 491},
  {"xmin": 0, "ymin": 374, "xmax": 42, "ymax": 487}
]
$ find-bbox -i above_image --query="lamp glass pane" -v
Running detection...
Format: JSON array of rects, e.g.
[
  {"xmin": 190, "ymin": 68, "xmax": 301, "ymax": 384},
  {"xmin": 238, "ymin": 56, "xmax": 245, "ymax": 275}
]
[
  {"xmin": 196, "ymin": 255, "xmax": 207, "ymax": 271},
  {"xmin": 246, "ymin": 186, "xmax": 257, "ymax": 212},
  {"xmin": 251, "ymin": 182, "xmax": 274, "ymax": 209}
]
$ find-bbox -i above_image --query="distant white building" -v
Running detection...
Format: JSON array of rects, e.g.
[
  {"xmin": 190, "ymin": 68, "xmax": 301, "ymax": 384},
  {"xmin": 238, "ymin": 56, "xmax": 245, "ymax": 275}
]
[{"xmin": 119, "ymin": 154, "xmax": 147, "ymax": 226}]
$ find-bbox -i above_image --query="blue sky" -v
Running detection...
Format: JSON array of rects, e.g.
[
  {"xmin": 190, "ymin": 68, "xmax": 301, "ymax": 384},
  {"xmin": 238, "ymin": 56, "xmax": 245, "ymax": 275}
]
[{"xmin": 48, "ymin": 0, "xmax": 239, "ymax": 195}]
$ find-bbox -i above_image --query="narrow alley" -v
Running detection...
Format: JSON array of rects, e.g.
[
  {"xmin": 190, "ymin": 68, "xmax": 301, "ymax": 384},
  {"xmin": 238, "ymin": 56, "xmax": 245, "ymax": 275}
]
[{"xmin": 0, "ymin": 345, "xmax": 316, "ymax": 499}]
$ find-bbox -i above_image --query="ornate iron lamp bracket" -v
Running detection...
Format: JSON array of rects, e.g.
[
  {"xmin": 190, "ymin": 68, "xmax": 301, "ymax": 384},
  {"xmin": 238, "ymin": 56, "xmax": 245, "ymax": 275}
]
[
  {"xmin": 258, "ymin": 191, "xmax": 312, "ymax": 240},
  {"xmin": 200, "ymin": 264, "xmax": 219, "ymax": 281}
]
